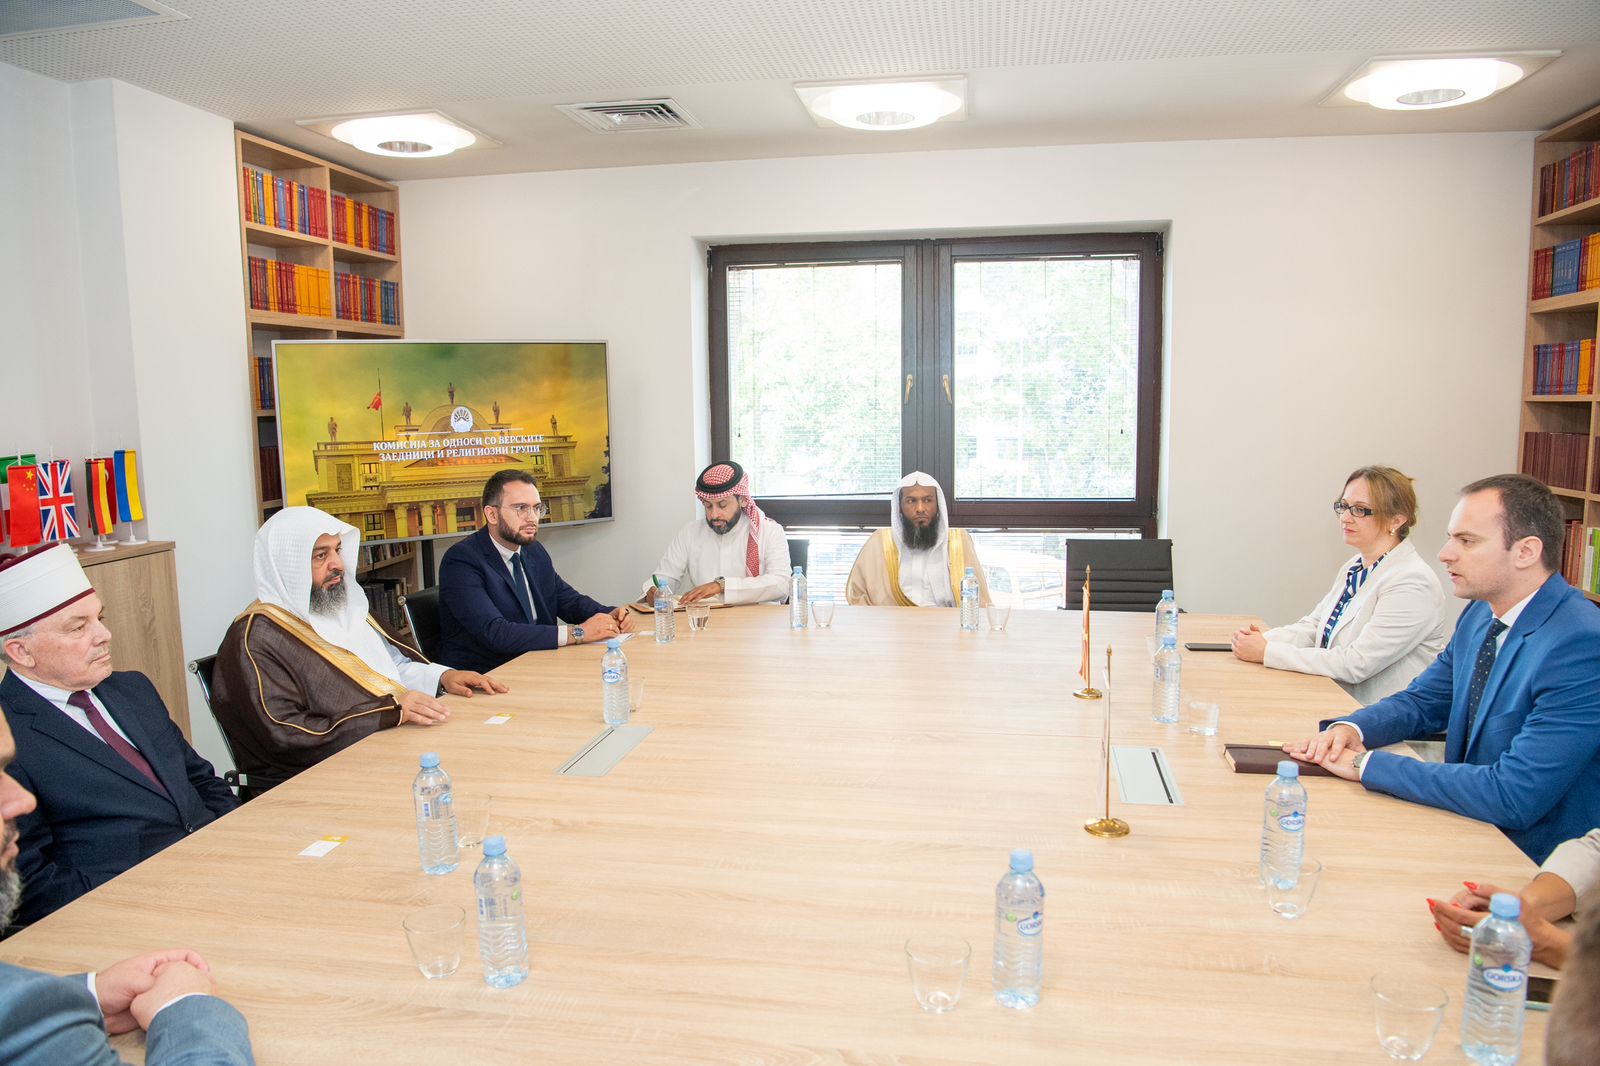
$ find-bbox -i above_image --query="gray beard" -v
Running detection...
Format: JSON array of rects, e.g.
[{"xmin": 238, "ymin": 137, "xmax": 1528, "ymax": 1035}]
[
  {"xmin": 0, "ymin": 863, "xmax": 19, "ymax": 933},
  {"xmin": 899, "ymin": 513, "xmax": 940, "ymax": 552},
  {"xmin": 309, "ymin": 582, "xmax": 349, "ymax": 616}
]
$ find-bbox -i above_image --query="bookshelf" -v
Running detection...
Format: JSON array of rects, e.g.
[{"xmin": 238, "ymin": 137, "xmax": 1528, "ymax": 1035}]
[
  {"xmin": 1521, "ymin": 101, "xmax": 1600, "ymax": 602},
  {"xmin": 234, "ymin": 131, "xmax": 419, "ymax": 622}
]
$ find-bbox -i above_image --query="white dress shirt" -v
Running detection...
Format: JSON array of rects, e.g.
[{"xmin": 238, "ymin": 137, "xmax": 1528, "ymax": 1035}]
[
  {"xmin": 650, "ymin": 513, "xmax": 792, "ymax": 606},
  {"xmin": 491, "ymin": 537, "xmax": 568, "ymax": 646},
  {"xmin": 899, "ymin": 549, "xmax": 947, "ymax": 607},
  {"xmin": 10, "ymin": 673, "xmax": 139, "ymax": 750}
]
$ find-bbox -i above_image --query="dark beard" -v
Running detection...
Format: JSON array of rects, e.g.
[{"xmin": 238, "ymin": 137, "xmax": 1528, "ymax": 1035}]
[
  {"xmin": 899, "ymin": 512, "xmax": 940, "ymax": 551},
  {"xmin": 309, "ymin": 581, "xmax": 349, "ymax": 616},
  {"xmin": 496, "ymin": 514, "xmax": 537, "ymax": 546},
  {"xmin": 706, "ymin": 513, "xmax": 740, "ymax": 537},
  {"xmin": 0, "ymin": 825, "xmax": 18, "ymax": 932}
]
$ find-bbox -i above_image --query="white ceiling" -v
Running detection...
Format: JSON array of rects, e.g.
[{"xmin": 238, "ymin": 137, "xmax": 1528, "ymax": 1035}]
[{"xmin": 3, "ymin": 0, "xmax": 1599, "ymax": 180}]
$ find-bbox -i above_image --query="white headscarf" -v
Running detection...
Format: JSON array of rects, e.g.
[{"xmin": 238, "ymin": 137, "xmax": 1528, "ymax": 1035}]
[
  {"xmin": 253, "ymin": 506, "xmax": 401, "ymax": 683},
  {"xmin": 889, "ymin": 471, "xmax": 954, "ymax": 606}
]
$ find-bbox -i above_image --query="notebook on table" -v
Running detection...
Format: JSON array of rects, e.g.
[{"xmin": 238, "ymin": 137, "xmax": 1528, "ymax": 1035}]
[{"xmin": 1223, "ymin": 744, "xmax": 1338, "ymax": 778}]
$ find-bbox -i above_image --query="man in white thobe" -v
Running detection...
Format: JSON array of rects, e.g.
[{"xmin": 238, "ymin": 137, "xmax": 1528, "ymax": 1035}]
[{"xmin": 647, "ymin": 461, "xmax": 792, "ymax": 606}]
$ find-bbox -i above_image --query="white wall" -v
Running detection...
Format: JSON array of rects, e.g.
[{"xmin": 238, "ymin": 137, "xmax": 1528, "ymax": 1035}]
[
  {"xmin": 1, "ymin": 72, "xmax": 254, "ymax": 772},
  {"xmin": 399, "ymin": 132, "xmax": 1530, "ymax": 625}
]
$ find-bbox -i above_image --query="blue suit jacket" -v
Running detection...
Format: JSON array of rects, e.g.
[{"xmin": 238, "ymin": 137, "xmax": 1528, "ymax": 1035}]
[
  {"xmin": 0, "ymin": 670, "xmax": 238, "ymax": 927},
  {"xmin": 1332, "ymin": 574, "xmax": 1600, "ymax": 862},
  {"xmin": 436, "ymin": 527, "xmax": 613, "ymax": 673},
  {"xmin": 0, "ymin": 962, "xmax": 253, "ymax": 1065}
]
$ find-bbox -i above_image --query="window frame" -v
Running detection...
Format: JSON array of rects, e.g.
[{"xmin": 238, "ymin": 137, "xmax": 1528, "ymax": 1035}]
[{"xmin": 708, "ymin": 232, "xmax": 1163, "ymax": 534}]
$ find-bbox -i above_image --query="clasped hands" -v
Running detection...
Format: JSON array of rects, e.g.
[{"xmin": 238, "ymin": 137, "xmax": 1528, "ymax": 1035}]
[
  {"xmin": 96, "ymin": 949, "xmax": 217, "ymax": 1034},
  {"xmin": 1281, "ymin": 722, "xmax": 1366, "ymax": 780}
]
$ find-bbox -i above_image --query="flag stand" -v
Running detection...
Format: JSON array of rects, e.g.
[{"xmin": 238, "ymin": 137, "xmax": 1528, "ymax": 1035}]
[
  {"xmin": 83, "ymin": 534, "xmax": 115, "ymax": 553},
  {"xmin": 1084, "ymin": 646, "xmax": 1130, "ymax": 838},
  {"xmin": 1073, "ymin": 563, "xmax": 1102, "ymax": 700}
]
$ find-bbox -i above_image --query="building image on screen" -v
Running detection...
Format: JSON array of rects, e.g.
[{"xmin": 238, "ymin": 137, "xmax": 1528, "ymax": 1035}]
[{"xmin": 272, "ymin": 340, "xmax": 612, "ymax": 543}]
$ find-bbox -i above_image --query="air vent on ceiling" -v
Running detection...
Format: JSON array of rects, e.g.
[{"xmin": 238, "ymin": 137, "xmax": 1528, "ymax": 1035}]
[
  {"xmin": 556, "ymin": 99, "xmax": 701, "ymax": 134},
  {"xmin": 0, "ymin": 0, "xmax": 187, "ymax": 41}
]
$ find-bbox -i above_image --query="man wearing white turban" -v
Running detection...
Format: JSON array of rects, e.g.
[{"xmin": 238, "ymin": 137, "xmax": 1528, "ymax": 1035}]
[
  {"xmin": 845, "ymin": 472, "xmax": 992, "ymax": 608},
  {"xmin": 211, "ymin": 507, "xmax": 505, "ymax": 795}
]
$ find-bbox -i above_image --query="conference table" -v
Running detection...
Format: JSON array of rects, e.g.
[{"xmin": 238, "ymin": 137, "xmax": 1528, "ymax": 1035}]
[{"xmin": 1, "ymin": 606, "xmax": 1550, "ymax": 1064}]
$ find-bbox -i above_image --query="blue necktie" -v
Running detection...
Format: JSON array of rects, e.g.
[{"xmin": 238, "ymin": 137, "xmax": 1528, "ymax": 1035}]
[
  {"xmin": 510, "ymin": 553, "xmax": 535, "ymax": 623},
  {"xmin": 1462, "ymin": 618, "xmax": 1509, "ymax": 742}
]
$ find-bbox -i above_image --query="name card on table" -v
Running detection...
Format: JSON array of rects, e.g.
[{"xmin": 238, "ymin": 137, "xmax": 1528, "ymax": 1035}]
[
  {"xmin": 556, "ymin": 725, "xmax": 654, "ymax": 777},
  {"xmin": 1112, "ymin": 746, "xmax": 1184, "ymax": 805}
]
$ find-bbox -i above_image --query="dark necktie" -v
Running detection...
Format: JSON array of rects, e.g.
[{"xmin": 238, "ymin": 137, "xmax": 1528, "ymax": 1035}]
[
  {"xmin": 67, "ymin": 690, "xmax": 169, "ymax": 797},
  {"xmin": 510, "ymin": 553, "xmax": 536, "ymax": 623},
  {"xmin": 1462, "ymin": 618, "xmax": 1509, "ymax": 741}
]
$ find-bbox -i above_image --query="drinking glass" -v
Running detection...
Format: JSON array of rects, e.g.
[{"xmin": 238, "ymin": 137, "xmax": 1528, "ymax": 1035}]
[
  {"xmin": 402, "ymin": 904, "xmax": 464, "ymax": 979},
  {"xmin": 904, "ymin": 936, "xmax": 970, "ymax": 1013},
  {"xmin": 1371, "ymin": 972, "xmax": 1447, "ymax": 1061},
  {"xmin": 811, "ymin": 597, "xmax": 836, "ymax": 628},
  {"xmin": 986, "ymin": 605, "xmax": 1011, "ymax": 631},
  {"xmin": 1267, "ymin": 859, "xmax": 1323, "ymax": 919},
  {"xmin": 686, "ymin": 604, "xmax": 711, "ymax": 632}
]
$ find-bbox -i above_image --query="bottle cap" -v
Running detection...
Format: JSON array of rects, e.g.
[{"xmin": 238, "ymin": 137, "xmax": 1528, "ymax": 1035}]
[
  {"xmin": 965, "ymin": 567, "xmax": 975, "ymax": 577},
  {"xmin": 792, "ymin": 565, "xmax": 804, "ymax": 574},
  {"xmin": 1489, "ymin": 892, "xmax": 1521, "ymax": 920},
  {"xmin": 419, "ymin": 752, "xmax": 440, "ymax": 769},
  {"xmin": 606, "ymin": 638, "xmax": 620, "ymax": 650},
  {"xmin": 1161, "ymin": 634, "xmax": 1177, "ymax": 647},
  {"xmin": 1009, "ymin": 848, "xmax": 1034, "ymax": 873},
  {"xmin": 1162, "ymin": 589, "xmax": 1174, "ymax": 598},
  {"xmin": 482, "ymin": 835, "xmax": 507, "ymax": 857},
  {"xmin": 1276, "ymin": 760, "xmax": 1300, "ymax": 778}
]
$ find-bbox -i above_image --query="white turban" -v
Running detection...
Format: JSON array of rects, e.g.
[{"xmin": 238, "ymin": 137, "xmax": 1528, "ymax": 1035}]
[{"xmin": 254, "ymin": 507, "xmax": 401, "ymax": 683}]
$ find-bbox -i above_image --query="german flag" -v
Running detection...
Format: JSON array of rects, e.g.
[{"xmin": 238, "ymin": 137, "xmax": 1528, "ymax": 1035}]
[{"xmin": 85, "ymin": 457, "xmax": 117, "ymax": 535}]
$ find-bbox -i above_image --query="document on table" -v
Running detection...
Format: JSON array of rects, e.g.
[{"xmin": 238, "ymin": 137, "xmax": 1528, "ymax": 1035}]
[{"xmin": 1112, "ymin": 746, "xmax": 1184, "ymax": 805}]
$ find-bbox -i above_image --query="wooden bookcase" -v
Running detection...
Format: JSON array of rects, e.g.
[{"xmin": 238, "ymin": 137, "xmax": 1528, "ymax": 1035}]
[
  {"xmin": 1521, "ymin": 101, "xmax": 1600, "ymax": 603},
  {"xmin": 233, "ymin": 131, "xmax": 420, "ymax": 624}
]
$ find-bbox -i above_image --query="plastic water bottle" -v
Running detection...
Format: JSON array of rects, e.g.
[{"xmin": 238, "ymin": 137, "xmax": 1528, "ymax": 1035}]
[
  {"xmin": 1461, "ymin": 893, "xmax": 1532, "ymax": 1065},
  {"xmin": 1259, "ymin": 761, "xmax": 1307, "ymax": 889},
  {"xmin": 473, "ymin": 834, "xmax": 530, "ymax": 988},
  {"xmin": 412, "ymin": 752, "xmax": 459, "ymax": 875},
  {"xmin": 993, "ymin": 848, "xmax": 1045, "ymax": 1009},
  {"xmin": 959, "ymin": 567, "xmax": 979, "ymax": 630},
  {"xmin": 1155, "ymin": 588, "xmax": 1178, "ymax": 641},
  {"xmin": 601, "ymin": 639, "xmax": 629, "ymax": 726},
  {"xmin": 653, "ymin": 577, "xmax": 676, "ymax": 644},
  {"xmin": 1151, "ymin": 634, "xmax": 1181, "ymax": 723},
  {"xmin": 789, "ymin": 566, "xmax": 808, "ymax": 629}
]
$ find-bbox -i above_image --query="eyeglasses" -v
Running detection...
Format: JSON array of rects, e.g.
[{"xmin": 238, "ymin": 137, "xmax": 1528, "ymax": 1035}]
[
  {"xmin": 1332, "ymin": 501, "xmax": 1376, "ymax": 518},
  {"xmin": 494, "ymin": 502, "xmax": 548, "ymax": 520}
]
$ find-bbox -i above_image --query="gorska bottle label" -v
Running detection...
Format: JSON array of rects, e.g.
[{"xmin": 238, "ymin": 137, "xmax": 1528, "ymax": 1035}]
[
  {"xmin": 1278, "ymin": 811, "xmax": 1304, "ymax": 832},
  {"xmin": 603, "ymin": 668, "xmax": 623, "ymax": 683},
  {"xmin": 1018, "ymin": 911, "xmax": 1043, "ymax": 936},
  {"xmin": 1483, "ymin": 965, "xmax": 1525, "ymax": 993}
]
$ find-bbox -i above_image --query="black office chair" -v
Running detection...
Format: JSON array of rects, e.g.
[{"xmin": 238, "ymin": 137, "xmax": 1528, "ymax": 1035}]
[
  {"xmin": 787, "ymin": 537, "xmax": 810, "ymax": 574},
  {"xmin": 402, "ymin": 586, "xmax": 443, "ymax": 660},
  {"xmin": 1062, "ymin": 538, "xmax": 1174, "ymax": 612},
  {"xmin": 189, "ymin": 654, "xmax": 285, "ymax": 801}
]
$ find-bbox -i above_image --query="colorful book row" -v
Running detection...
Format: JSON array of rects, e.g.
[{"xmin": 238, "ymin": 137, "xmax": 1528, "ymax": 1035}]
[
  {"xmin": 247, "ymin": 257, "xmax": 332, "ymax": 317},
  {"xmin": 1539, "ymin": 142, "xmax": 1600, "ymax": 217},
  {"xmin": 1521, "ymin": 432, "xmax": 1590, "ymax": 491},
  {"xmin": 253, "ymin": 357, "xmax": 276, "ymax": 410},
  {"xmin": 331, "ymin": 193, "xmax": 395, "ymax": 254},
  {"xmin": 242, "ymin": 167, "xmax": 329, "ymax": 238},
  {"xmin": 1563, "ymin": 522, "xmax": 1600, "ymax": 596},
  {"xmin": 335, "ymin": 272, "xmax": 400, "ymax": 325},
  {"xmin": 1531, "ymin": 234, "xmax": 1600, "ymax": 300},
  {"xmin": 1532, "ymin": 339, "xmax": 1596, "ymax": 396}
]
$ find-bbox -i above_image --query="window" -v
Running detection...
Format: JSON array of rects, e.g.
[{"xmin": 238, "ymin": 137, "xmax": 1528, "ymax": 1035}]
[
  {"xmin": 364, "ymin": 513, "xmax": 384, "ymax": 534},
  {"xmin": 710, "ymin": 234, "xmax": 1162, "ymax": 532}
]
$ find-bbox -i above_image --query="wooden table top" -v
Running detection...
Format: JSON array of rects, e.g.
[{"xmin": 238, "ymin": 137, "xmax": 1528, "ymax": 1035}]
[{"xmin": 1, "ymin": 606, "xmax": 1547, "ymax": 1064}]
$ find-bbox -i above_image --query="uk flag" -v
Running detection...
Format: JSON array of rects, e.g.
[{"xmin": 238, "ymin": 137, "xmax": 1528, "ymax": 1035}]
[{"xmin": 38, "ymin": 460, "xmax": 79, "ymax": 543}]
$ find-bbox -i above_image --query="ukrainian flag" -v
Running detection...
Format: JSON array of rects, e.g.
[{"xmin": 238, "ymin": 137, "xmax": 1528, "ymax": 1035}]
[{"xmin": 113, "ymin": 449, "xmax": 145, "ymax": 522}]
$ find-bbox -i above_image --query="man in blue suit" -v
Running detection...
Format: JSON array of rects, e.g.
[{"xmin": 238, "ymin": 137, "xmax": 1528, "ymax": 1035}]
[
  {"xmin": 0, "ymin": 544, "xmax": 237, "ymax": 927},
  {"xmin": 1288, "ymin": 474, "xmax": 1600, "ymax": 862},
  {"xmin": 0, "ymin": 553, "xmax": 254, "ymax": 1063},
  {"xmin": 437, "ymin": 469, "xmax": 633, "ymax": 673}
]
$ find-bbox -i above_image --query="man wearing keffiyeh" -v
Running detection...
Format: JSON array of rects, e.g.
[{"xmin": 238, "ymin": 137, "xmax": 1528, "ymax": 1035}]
[{"xmin": 647, "ymin": 461, "xmax": 793, "ymax": 606}]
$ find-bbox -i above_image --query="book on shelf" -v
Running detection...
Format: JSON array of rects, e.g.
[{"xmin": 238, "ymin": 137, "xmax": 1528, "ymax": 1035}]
[
  {"xmin": 241, "ymin": 166, "xmax": 328, "ymax": 238},
  {"xmin": 362, "ymin": 575, "xmax": 408, "ymax": 632},
  {"xmin": 247, "ymin": 257, "xmax": 331, "ymax": 317},
  {"xmin": 1521, "ymin": 431, "xmax": 1590, "ymax": 491},
  {"xmin": 253, "ymin": 357, "xmax": 275, "ymax": 409},
  {"xmin": 1532, "ymin": 234, "xmax": 1600, "ymax": 300},
  {"xmin": 258, "ymin": 444, "xmax": 283, "ymax": 501},
  {"xmin": 330, "ymin": 193, "xmax": 395, "ymax": 254},
  {"xmin": 1539, "ymin": 142, "xmax": 1600, "ymax": 217},
  {"xmin": 334, "ymin": 271, "xmax": 400, "ymax": 325},
  {"xmin": 1561, "ymin": 521, "xmax": 1600, "ymax": 594},
  {"xmin": 1532, "ymin": 339, "xmax": 1596, "ymax": 395}
]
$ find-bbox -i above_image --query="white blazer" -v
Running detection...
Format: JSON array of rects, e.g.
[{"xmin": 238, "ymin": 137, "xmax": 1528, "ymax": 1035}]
[{"xmin": 1263, "ymin": 537, "xmax": 1447, "ymax": 706}]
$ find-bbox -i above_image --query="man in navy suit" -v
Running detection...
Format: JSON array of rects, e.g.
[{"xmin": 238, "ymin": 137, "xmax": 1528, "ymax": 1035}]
[
  {"xmin": 0, "ymin": 547, "xmax": 253, "ymax": 1064},
  {"xmin": 0, "ymin": 544, "xmax": 237, "ymax": 927},
  {"xmin": 437, "ymin": 469, "xmax": 632, "ymax": 673},
  {"xmin": 1288, "ymin": 474, "xmax": 1600, "ymax": 862}
]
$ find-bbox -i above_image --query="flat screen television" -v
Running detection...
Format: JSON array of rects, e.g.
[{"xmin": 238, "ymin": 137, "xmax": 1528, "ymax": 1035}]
[{"xmin": 270, "ymin": 339, "xmax": 612, "ymax": 544}]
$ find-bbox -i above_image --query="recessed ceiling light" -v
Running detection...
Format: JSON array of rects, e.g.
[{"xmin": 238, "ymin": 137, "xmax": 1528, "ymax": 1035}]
[
  {"xmin": 297, "ymin": 111, "xmax": 496, "ymax": 158},
  {"xmin": 795, "ymin": 77, "xmax": 966, "ymax": 131},
  {"xmin": 1327, "ymin": 52, "xmax": 1559, "ymax": 111}
]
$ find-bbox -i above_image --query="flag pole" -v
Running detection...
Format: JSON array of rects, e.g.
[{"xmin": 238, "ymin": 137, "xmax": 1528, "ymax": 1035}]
[
  {"xmin": 1084, "ymin": 644, "xmax": 1130, "ymax": 838},
  {"xmin": 1073, "ymin": 563, "xmax": 1102, "ymax": 700}
]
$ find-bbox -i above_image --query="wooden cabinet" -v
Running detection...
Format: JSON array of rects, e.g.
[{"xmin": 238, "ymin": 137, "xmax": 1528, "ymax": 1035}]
[
  {"xmin": 1521, "ymin": 101, "xmax": 1600, "ymax": 602},
  {"xmin": 79, "ymin": 541, "xmax": 190, "ymax": 738}
]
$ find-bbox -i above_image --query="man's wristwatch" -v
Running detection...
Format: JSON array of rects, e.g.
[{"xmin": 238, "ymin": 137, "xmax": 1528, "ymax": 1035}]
[
  {"xmin": 1352, "ymin": 751, "xmax": 1370, "ymax": 778},
  {"xmin": 571, "ymin": 625, "xmax": 585, "ymax": 645},
  {"xmin": 715, "ymin": 576, "xmax": 726, "ymax": 594}
]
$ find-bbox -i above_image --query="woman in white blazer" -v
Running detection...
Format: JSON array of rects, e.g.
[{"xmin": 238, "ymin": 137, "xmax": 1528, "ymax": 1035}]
[{"xmin": 1231, "ymin": 465, "xmax": 1446, "ymax": 705}]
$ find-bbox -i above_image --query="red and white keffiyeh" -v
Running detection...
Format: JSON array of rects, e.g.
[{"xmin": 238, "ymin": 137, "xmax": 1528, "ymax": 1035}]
[{"xmin": 694, "ymin": 461, "xmax": 765, "ymax": 578}]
